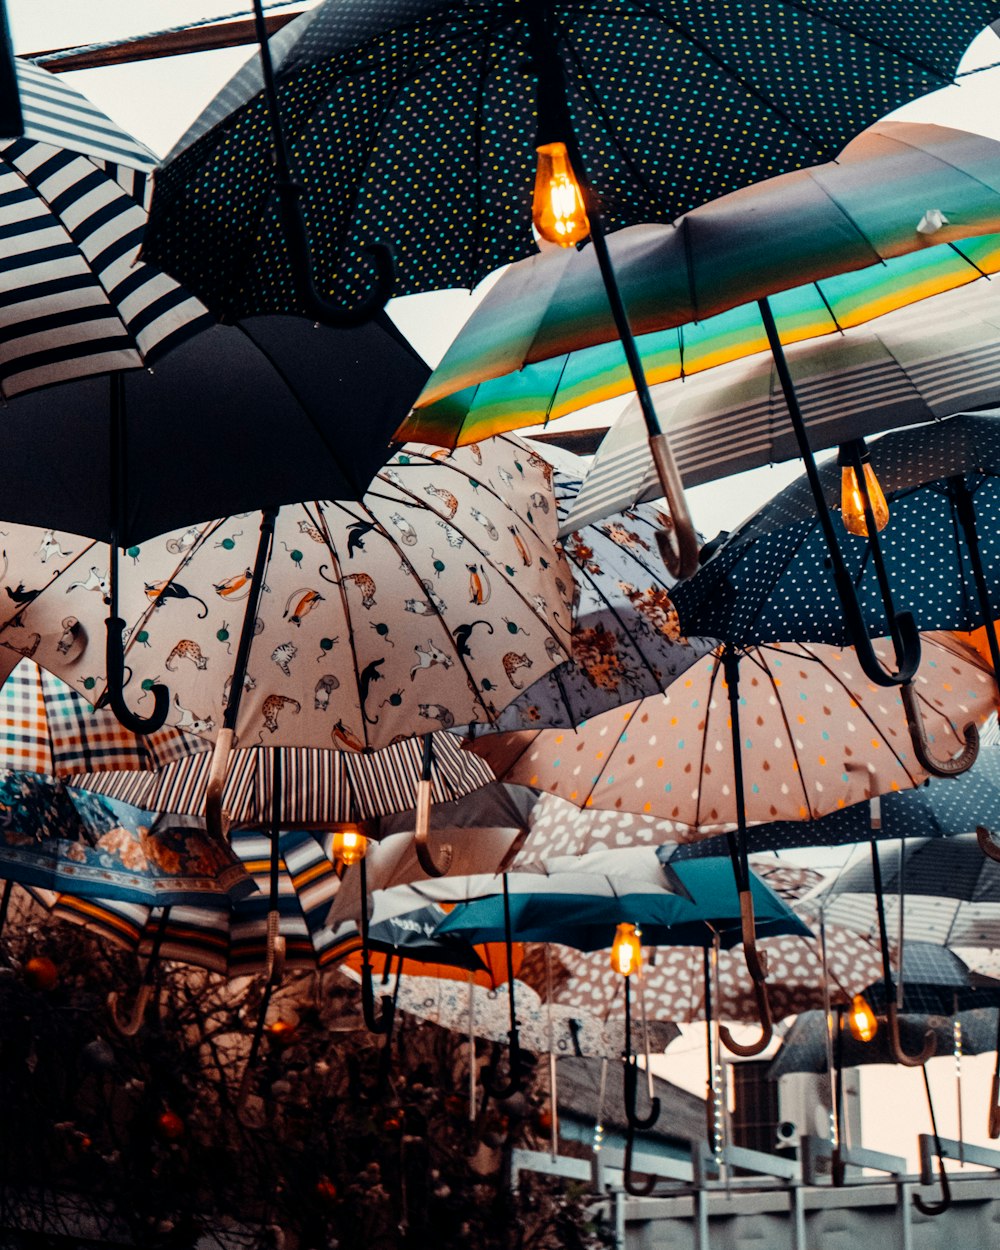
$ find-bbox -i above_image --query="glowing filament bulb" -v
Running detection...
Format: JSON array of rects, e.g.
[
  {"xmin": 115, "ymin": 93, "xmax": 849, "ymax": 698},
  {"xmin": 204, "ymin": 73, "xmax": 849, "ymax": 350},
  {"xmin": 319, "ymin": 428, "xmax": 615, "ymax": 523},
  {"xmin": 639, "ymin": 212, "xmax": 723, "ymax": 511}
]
[
  {"xmin": 611, "ymin": 922, "xmax": 642, "ymax": 977},
  {"xmin": 332, "ymin": 826, "xmax": 368, "ymax": 866},
  {"xmin": 533, "ymin": 142, "xmax": 590, "ymax": 247},
  {"xmin": 838, "ymin": 441, "xmax": 889, "ymax": 537},
  {"xmin": 847, "ymin": 993, "xmax": 878, "ymax": 1043}
]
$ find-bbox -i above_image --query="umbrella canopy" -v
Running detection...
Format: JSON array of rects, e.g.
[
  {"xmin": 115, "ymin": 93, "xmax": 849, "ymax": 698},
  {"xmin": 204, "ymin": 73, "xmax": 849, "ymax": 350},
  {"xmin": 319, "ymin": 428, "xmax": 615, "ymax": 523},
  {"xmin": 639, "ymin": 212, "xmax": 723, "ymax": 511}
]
[
  {"xmin": 433, "ymin": 854, "xmax": 809, "ymax": 951},
  {"xmin": 145, "ymin": 9, "xmax": 1000, "ymax": 316},
  {"xmin": 0, "ymin": 436, "xmax": 572, "ymax": 747},
  {"xmin": 407, "ymin": 121, "xmax": 1000, "ymax": 446},
  {"xmin": 550, "ymin": 924, "xmax": 883, "ymax": 1028},
  {"xmin": 515, "ymin": 790, "xmax": 691, "ymax": 862},
  {"xmin": 768, "ymin": 1006, "xmax": 1000, "ymax": 1077},
  {"xmin": 0, "ymin": 60, "xmax": 211, "ymax": 398},
  {"xmin": 672, "ymin": 412, "xmax": 1000, "ymax": 647},
  {"xmin": 485, "ymin": 476, "xmax": 717, "ymax": 731},
  {"xmin": 0, "ymin": 659, "xmax": 202, "ymax": 777},
  {"xmin": 465, "ymin": 635, "xmax": 998, "ymax": 826},
  {"xmin": 70, "ymin": 733, "xmax": 496, "ymax": 828},
  {"xmin": 566, "ymin": 280, "xmax": 1000, "ymax": 530},
  {"xmin": 0, "ymin": 771, "xmax": 252, "ymax": 905},
  {"xmin": 857, "ymin": 943, "xmax": 1000, "ymax": 1016},
  {"xmin": 672, "ymin": 747, "xmax": 1000, "ymax": 859},
  {"xmin": 810, "ymin": 833, "xmax": 1000, "ymax": 951}
]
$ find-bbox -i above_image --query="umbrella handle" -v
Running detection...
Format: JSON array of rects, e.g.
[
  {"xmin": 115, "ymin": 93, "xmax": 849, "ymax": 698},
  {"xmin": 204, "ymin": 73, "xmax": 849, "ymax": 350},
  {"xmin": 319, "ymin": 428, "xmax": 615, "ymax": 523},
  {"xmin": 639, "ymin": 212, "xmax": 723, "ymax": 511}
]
[
  {"xmin": 623, "ymin": 1116, "xmax": 658, "ymax": 1197},
  {"xmin": 649, "ymin": 433, "xmax": 701, "ymax": 581},
  {"xmin": 361, "ymin": 958, "xmax": 395, "ymax": 1035},
  {"xmin": 914, "ymin": 1159, "xmax": 952, "ymax": 1217},
  {"xmin": 989, "ymin": 1075, "xmax": 1000, "ymax": 1139},
  {"xmin": 104, "ymin": 617, "xmax": 170, "ymax": 735},
  {"xmin": 206, "ymin": 728, "xmax": 235, "ymax": 844},
  {"xmin": 900, "ymin": 684, "xmax": 979, "ymax": 779},
  {"xmin": 977, "ymin": 826, "xmax": 1000, "ymax": 864},
  {"xmin": 623, "ymin": 1053, "xmax": 660, "ymax": 1130},
  {"xmin": 275, "ymin": 182, "xmax": 394, "ymax": 327},
  {"xmin": 719, "ymin": 980, "xmax": 774, "ymax": 1058},
  {"xmin": 413, "ymin": 776, "xmax": 452, "ymax": 877},
  {"xmin": 839, "ymin": 594, "xmax": 921, "ymax": 689},
  {"xmin": 107, "ymin": 981, "xmax": 154, "ymax": 1037},
  {"xmin": 886, "ymin": 1001, "xmax": 936, "ymax": 1067},
  {"xmin": 482, "ymin": 1031, "xmax": 523, "ymax": 1098}
]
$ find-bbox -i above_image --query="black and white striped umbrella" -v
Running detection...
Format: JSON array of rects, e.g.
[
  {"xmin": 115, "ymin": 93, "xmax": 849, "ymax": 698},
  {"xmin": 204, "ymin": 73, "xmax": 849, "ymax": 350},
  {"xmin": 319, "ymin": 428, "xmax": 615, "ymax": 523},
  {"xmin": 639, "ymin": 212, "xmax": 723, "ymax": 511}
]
[{"xmin": 0, "ymin": 61, "xmax": 211, "ymax": 397}]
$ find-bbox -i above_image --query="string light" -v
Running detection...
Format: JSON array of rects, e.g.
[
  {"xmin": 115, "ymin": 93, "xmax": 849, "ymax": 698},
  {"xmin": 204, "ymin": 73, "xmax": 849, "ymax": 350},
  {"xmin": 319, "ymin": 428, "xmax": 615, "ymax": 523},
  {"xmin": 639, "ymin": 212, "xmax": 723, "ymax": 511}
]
[
  {"xmin": 532, "ymin": 142, "xmax": 590, "ymax": 247},
  {"xmin": 847, "ymin": 993, "xmax": 878, "ymax": 1043},
  {"xmin": 331, "ymin": 824, "xmax": 368, "ymax": 866},
  {"xmin": 838, "ymin": 440, "xmax": 889, "ymax": 537}
]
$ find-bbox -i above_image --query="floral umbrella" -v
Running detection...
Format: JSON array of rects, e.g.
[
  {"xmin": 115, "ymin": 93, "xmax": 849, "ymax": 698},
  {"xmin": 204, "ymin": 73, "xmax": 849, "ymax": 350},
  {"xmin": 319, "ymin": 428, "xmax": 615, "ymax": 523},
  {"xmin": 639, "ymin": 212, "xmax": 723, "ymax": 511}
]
[
  {"xmin": 484, "ymin": 476, "xmax": 717, "ymax": 731},
  {"xmin": 0, "ymin": 435, "xmax": 572, "ymax": 754},
  {"xmin": 466, "ymin": 635, "xmax": 998, "ymax": 827}
]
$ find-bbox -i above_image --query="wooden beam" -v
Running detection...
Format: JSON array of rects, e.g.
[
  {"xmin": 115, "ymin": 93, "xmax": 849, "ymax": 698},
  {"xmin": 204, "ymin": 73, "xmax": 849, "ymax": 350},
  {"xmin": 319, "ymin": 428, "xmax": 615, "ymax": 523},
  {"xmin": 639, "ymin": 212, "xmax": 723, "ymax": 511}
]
[{"xmin": 24, "ymin": 13, "xmax": 300, "ymax": 74}]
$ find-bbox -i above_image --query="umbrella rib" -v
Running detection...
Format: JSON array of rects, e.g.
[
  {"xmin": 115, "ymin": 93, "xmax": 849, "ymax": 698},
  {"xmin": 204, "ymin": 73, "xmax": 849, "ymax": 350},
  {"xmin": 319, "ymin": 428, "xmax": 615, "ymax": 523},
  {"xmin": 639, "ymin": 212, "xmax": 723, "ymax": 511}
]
[
  {"xmin": 579, "ymin": 698, "xmax": 647, "ymax": 809},
  {"xmin": 321, "ymin": 497, "xmax": 502, "ymax": 731},
  {"xmin": 694, "ymin": 650, "xmax": 724, "ymax": 828},
  {"xmin": 754, "ymin": 645, "xmax": 816, "ymax": 819}
]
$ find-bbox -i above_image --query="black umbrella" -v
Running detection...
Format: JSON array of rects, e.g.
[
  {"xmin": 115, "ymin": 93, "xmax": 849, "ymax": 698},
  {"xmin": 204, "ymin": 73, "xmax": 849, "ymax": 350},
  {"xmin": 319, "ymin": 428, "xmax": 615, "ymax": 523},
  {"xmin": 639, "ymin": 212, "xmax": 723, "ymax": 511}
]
[{"xmin": 145, "ymin": 0, "xmax": 1000, "ymax": 578}]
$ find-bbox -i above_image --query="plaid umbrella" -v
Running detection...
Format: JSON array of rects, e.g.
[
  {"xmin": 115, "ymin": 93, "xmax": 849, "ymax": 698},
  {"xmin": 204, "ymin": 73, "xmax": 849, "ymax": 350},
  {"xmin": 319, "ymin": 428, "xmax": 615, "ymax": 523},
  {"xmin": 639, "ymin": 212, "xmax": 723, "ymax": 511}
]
[
  {"xmin": 407, "ymin": 121, "xmax": 1000, "ymax": 448},
  {"xmin": 0, "ymin": 60, "xmax": 210, "ymax": 397},
  {"xmin": 0, "ymin": 772, "xmax": 251, "ymax": 906},
  {"xmin": 0, "ymin": 436, "xmax": 572, "ymax": 750},
  {"xmin": 0, "ymin": 659, "xmax": 202, "ymax": 776},
  {"xmin": 145, "ymin": 9, "xmax": 1000, "ymax": 317}
]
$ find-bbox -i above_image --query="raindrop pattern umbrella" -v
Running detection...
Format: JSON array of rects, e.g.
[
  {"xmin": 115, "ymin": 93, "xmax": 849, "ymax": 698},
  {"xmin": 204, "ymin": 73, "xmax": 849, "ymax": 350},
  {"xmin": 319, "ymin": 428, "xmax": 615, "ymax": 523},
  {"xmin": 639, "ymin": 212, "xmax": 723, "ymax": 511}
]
[
  {"xmin": 0, "ymin": 436, "xmax": 572, "ymax": 748},
  {"xmin": 465, "ymin": 635, "xmax": 997, "ymax": 825},
  {"xmin": 146, "ymin": 7, "xmax": 1000, "ymax": 315}
]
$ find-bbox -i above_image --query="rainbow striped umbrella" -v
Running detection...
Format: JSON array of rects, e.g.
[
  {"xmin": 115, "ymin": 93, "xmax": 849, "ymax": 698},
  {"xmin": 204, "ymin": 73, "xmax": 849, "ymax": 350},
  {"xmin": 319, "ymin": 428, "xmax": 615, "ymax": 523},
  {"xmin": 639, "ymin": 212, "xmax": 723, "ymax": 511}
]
[{"xmin": 404, "ymin": 122, "xmax": 1000, "ymax": 448}]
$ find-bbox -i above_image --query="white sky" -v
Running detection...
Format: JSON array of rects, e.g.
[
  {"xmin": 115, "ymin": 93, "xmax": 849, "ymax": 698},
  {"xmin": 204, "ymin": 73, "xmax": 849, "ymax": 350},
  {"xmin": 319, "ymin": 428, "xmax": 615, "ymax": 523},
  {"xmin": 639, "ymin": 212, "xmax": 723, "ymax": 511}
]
[{"xmin": 10, "ymin": 2, "xmax": 1000, "ymax": 1173}]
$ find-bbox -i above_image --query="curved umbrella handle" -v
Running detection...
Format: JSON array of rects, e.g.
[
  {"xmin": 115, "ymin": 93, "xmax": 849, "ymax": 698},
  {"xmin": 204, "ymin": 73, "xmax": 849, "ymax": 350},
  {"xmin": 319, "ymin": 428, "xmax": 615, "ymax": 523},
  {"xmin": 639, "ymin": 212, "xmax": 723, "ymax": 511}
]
[
  {"xmin": 914, "ymin": 1152, "xmax": 952, "ymax": 1216},
  {"xmin": 901, "ymin": 684, "xmax": 979, "ymax": 779},
  {"xmin": 413, "ymin": 776, "xmax": 452, "ymax": 878},
  {"xmin": 886, "ymin": 1001, "xmax": 936, "ymax": 1067},
  {"xmin": 206, "ymin": 728, "xmax": 235, "ymax": 844},
  {"xmin": 719, "ymin": 980, "xmax": 774, "ymax": 1058},
  {"xmin": 276, "ymin": 182, "xmax": 394, "ymax": 328},
  {"xmin": 623, "ymin": 1054, "xmax": 660, "ymax": 1130},
  {"xmin": 482, "ymin": 1030, "xmax": 522, "ymax": 1099},
  {"xmin": 107, "ymin": 981, "xmax": 154, "ymax": 1037},
  {"xmin": 830, "ymin": 560, "xmax": 921, "ymax": 687},
  {"xmin": 989, "ymin": 1074, "xmax": 1000, "ymax": 1139},
  {"xmin": 104, "ymin": 617, "xmax": 170, "ymax": 735},
  {"xmin": 623, "ymin": 1117, "xmax": 658, "ymax": 1197},
  {"xmin": 649, "ymin": 433, "xmax": 701, "ymax": 581},
  {"xmin": 977, "ymin": 826, "xmax": 1000, "ymax": 864}
]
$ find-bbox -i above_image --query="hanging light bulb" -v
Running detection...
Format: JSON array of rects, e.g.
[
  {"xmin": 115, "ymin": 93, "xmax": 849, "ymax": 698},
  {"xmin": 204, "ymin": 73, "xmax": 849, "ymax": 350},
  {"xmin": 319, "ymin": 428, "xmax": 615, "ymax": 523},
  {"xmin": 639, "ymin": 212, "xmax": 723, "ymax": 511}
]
[
  {"xmin": 611, "ymin": 922, "xmax": 642, "ymax": 978},
  {"xmin": 532, "ymin": 141, "xmax": 590, "ymax": 247},
  {"xmin": 838, "ymin": 440, "xmax": 889, "ymax": 537},
  {"xmin": 332, "ymin": 824, "xmax": 368, "ymax": 867},
  {"xmin": 847, "ymin": 993, "xmax": 878, "ymax": 1043}
]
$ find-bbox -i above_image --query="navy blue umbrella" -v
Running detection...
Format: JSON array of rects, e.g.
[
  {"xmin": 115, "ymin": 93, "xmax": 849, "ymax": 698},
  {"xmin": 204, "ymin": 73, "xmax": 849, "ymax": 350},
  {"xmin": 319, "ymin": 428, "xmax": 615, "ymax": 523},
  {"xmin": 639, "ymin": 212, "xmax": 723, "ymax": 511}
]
[{"xmin": 672, "ymin": 412, "xmax": 1000, "ymax": 662}]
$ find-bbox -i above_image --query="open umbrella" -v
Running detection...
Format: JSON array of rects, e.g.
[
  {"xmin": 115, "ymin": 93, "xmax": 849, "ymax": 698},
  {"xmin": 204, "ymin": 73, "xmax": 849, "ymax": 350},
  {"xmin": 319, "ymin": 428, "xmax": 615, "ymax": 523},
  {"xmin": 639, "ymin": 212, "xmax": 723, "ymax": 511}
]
[
  {"xmin": 0, "ymin": 435, "xmax": 572, "ymax": 778},
  {"xmin": 514, "ymin": 790, "xmax": 691, "ymax": 862},
  {"xmin": 566, "ymin": 278, "xmax": 1000, "ymax": 531},
  {"xmin": 486, "ymin": 476, "xmax": 718, "ymax": 731}
]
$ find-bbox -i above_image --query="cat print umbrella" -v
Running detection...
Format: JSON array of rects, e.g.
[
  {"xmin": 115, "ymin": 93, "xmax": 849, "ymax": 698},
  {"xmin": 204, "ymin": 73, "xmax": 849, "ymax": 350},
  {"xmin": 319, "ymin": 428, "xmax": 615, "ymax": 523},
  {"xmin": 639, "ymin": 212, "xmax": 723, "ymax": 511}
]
[{"xmin": 0, "ymin": 436, "xmax": 571, "ymax": 820}]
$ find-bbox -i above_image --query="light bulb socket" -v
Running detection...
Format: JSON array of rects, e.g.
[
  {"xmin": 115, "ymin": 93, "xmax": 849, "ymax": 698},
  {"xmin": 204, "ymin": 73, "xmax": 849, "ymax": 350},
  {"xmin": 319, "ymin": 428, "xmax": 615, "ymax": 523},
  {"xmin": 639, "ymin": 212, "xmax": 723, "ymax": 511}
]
[{"xmin": 836, "ymin": 438, "xmax": 870, "ymax": 468}]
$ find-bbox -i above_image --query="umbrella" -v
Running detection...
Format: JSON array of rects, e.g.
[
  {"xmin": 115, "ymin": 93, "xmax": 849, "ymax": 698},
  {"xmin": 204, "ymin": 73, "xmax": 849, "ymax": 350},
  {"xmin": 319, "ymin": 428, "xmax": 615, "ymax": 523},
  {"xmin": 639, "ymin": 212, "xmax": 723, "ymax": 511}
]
[
  {"xmin": 809, "ymin": 833, "xmax": 1000, "ymax": 952},
  {"xmin": 672, "ymin": 746, "xmax": 1000, "ymax": 859},
  {"xmin": 767, "ymin": 1005, "xmax": 1000, "ymax": 1076},
  {"xmin": 514, "ymin": 790, "xmax": 692, "ymax": 862},
  {"xmin": 0, "ymin": 59, "xmax": 210, "ymax": 397},
  {"xmin": 146, "ymin": 7, "xmax": 999, "ymax": 315},
  {"xmin": 411, "ymin": 121, "xmax": 1000, "ymax": 449},
  {"xmin": 0, "ymin": 659, "xmax": 202, "ymax": 777},
  {"xmin": 566, "ymin": 278, "xmax": 1000, "ymax": 531},
  {"xmin": 0, "ymin": 434, "xmax": 572, "ymax": 772},
  {"xmin": 327, "ymin": 782, "xmax": 534, "ymax": 923},
  {"xmin": 0, "ymin": 771, "xmax": 252, "ymax": 906},
  {"xmin": 485, "ymin": 476, "xmax": 718, "ymax": 731},
  {"xmin": 147, "ymin": 6, "xmax": 999, "ymax": 578}
]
